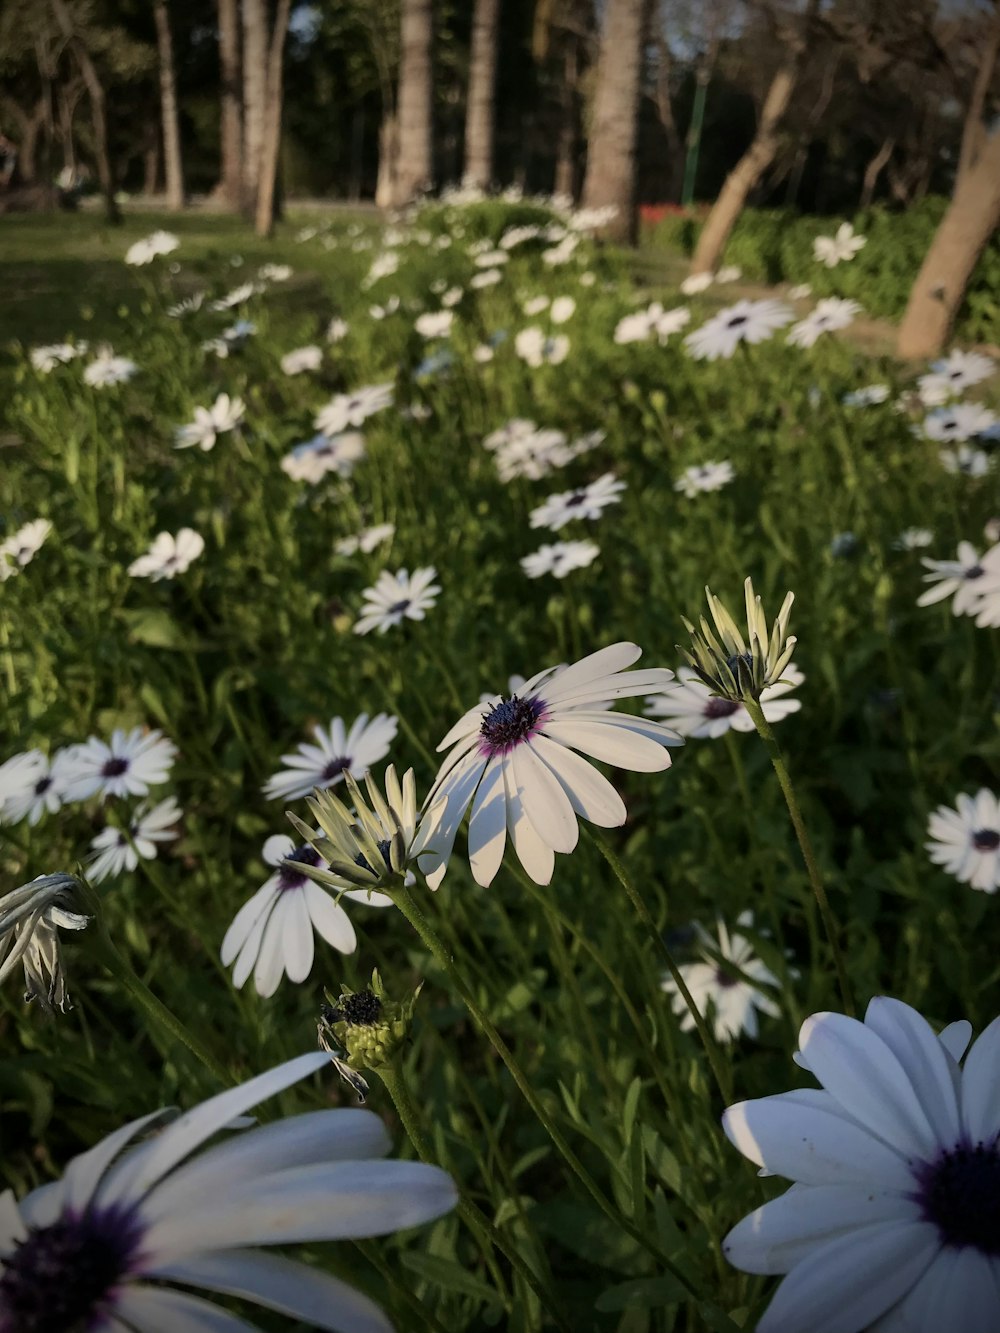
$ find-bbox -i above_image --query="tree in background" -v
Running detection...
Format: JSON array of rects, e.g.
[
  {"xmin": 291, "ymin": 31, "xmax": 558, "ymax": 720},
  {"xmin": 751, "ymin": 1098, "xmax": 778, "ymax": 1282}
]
[
  {"xmin": 390, "ymin": 0, "xmax": 434, "ymax": 205},
  {"xmin": 463, "ymin": 0, "xmax": 501, "ymax": 189},
  {"xmin": 153, "ymin": 0, "xmax": 184, "ymax": 209},
  {"xmin": 216, "ymin": 0, "xmax": 243, "ymax": 207}
]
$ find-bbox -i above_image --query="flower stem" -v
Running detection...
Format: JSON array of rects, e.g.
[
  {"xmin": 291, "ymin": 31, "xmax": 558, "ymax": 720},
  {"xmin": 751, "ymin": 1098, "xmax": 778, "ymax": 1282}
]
[
  {"xmin": 742, "ymin": 697, "xmax": 854, "ymax": 1016},
  {"xmin": 588, "ymin": 829, "xmax": 733, "ymax": 1105}
]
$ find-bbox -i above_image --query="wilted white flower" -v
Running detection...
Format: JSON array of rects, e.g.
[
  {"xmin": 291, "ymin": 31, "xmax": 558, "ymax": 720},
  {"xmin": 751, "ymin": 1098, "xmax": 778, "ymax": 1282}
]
[
  {"xmin": 681, "ymin": 576, "xmax": 796, "ymax": 703},
  {"xmin": 0, "ymin": 872, "xmax": 89, "ymax": 1011}
]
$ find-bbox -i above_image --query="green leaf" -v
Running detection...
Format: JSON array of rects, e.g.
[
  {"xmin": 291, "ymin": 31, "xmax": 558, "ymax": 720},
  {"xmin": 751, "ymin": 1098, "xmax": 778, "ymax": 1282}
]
[
  {"xmin": 400, "ymin": 1251, "xmax": 503, "ymax": 1308},
  {"xmin": 120, "ymin": 608, "xmax": 202, "ymax": 651},
  {"xmin": 595, "ymin": 1275, "xmax": 686, "ymax": 1312}
]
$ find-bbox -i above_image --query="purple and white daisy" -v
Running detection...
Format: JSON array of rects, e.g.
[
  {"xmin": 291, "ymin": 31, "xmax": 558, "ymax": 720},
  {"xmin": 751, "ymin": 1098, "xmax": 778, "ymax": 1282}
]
[
  {"xmin": 280, "ymin": 433, "xmax": 366, "ymax": 484},
  {"xmin": 314, "ymin": 384, "xmax": 393, "ymax": 435},
  {"xmin": 353, "ymin": 568, "xmax": 440, "ymax": 636},
  {"xmin": 662, "ymin": 911, "xmax": 781, "ymax": 1042},
  {"xmin": 262, "ymin": 713, "xmax": 398, "ymax": 803},
  {"xmin": 58, "ymin": 729, "xmax": 178, "ymax": 803},
  {"xmin": 529, "ymin": 473, "xmax": 625, "ymax": 530},
  {"xmin": 685, "ymin": 299, "xmax": 793, "ymax": 361},
  {"xmin": 927, "ymin": 789, "xmax": 1000, "ymax": 892},
  {"xmin": 87, "ymin": 797, "xmax": 183, "ymax": 884},
  {"xmin": 646, "ymin": 664, "xmax": 803, "ymax": 739}
]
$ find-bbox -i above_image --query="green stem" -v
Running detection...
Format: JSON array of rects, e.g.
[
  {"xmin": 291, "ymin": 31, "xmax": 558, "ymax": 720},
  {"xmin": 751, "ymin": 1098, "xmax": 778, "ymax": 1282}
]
[
  {"xmin": 588, "ymin": 829, "xmax": 733, "ymax": 1105},
  {"xmin": 742, "ymin": 697, "xmax": 854, "ymax": 1016},
  {"xmin": 390, "ymin": 882, "xmax": 699, "ymax": 1291}
]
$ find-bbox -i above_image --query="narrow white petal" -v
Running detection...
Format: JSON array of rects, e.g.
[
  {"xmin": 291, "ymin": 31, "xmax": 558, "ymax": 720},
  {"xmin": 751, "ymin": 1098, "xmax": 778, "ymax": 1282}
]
[
  {"xmin": 938, "ymin": 1020, "xmax": 973, "ymax": 1064},
  {"xmin": 64, "ymin": 1109, "xmax": 173, "ymax": 1214},
  {"xmin": 543, "ymin": 717, "xmax": 673, "ymax": 771},
  {"xmin": 512, "ymin": 741, "xmax": 578, "ymax": 853},
  {"xmin": 503, "ymin": 755, "xmax": 554, "ymax": 885},
  {"xmin": 961, "ymin": 1013, "xmax": 1000, "ymax": 1145},
  {"xmin": 0, "ymin": 1189, "xmax": 26, "ymax": 1250},
  {"xmin": 532, "ymin": 642, "xmax": 641, "ymax": 698},
  {"xmin": 221, "ymin": 884, "xmax": 279, "ymax": 968},
  {"xmin": 863, "ymin": 998, "xmax": 961, "ymax": 1146},
  {"xmin": 282, "ymin": 890, "xmax": 315, "ymax": 983},
  {"xmin": 254, "ymin": 896, "xmax": 292, "ymax": 997},
  {"xmin": 529, "ymin": 733, "xmax": 626, "ymax": 827},
  {"xmin": 467, "ymin": 756, "xmax": 508, "ymax": 887},
  {"xmin": 304, "ymin": 883, "xmax": 357, "ymax": 954},
  {"xmin": 870, "ymin": 1247, "xmax": 1000, "ymax": 1333},
  {"xmin": 115, "ymin": 1283, "xmax": 264, "ymax": 1332}
]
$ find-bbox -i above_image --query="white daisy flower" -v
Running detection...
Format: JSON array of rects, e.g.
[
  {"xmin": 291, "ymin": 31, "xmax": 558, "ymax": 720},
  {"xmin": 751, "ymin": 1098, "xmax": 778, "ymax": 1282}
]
[
  {"xmin": 88, "ymin": 797, "xmax": 182, "ymax": 884},
  {"xmin": 200, "ymin": 337, "xmax": 230, "ymax": 359},
  {"xmin": 326, "ymin": 316, "xmax": 349, "ymax": 342},
  {"xmin": 174, "ymin": 394, "xmax": 245, "ymax": 451},
  {"xmin": 520, "ymin": 540, "xmax": 600, "ymax": 579},
  {"xmin": 843, "ymin": 383, "xmax": 889, "ymax": 406},
  {"xmin": 917, "ymin": 541, "xmax": 1000, "ymax": 616},
  {"xmin": 262, "ymin": 714, "xmax": 399, "ymax": 803},
  {"xmin": 29, "ymin": 342, "xmax": 84, "ymax": 373},
  {"xmin": 614, "ymin": 311, "xmax": 656, "ymax": 344},
  {"xmin": 787, "ymin": 297, "xmax": 862, "ymax": 349},
  {"xmin": 281, "ymin": 433, "xmax": 366, "ymax": 483},
  {"xmin": 483, "ymin": 418, "xmax": 536, "ymax": 451},
  {"xmin": 940, "ymin": 443, "xmax": 992, "ymax": 477},
  {"xmin": 128, "ymin": 528, "xmax": 205, "ymax": 581},
  {"xmin": 470, "ymin": 267, "xmax": 503, "ymax": 289},
  {"xmin": 314, "ymin": 383, "xmax": 393, "ymax": 435},
  {"xmin": 918, "ymin": 349, "xmax": 995, "ymax": 400},
  {"xmin": 166, "ymin": 292, "xmax": 204, "ymax": 318},
  {"xmin": 646, "ymin": 664, "xmax": 803, "ymax": 739},
  {"xmin": 674, "ymin": 460, "xmax": 735, "ymax": 498},
  {"xmin": 364, "ymin": 251, "xmax": 400, "ymax": 286},
  {"xmin": 414, "ymin": 310, "xmax": 453, "ymax": 339},
  {"xmin": 927, "ymin": 789, "xmax": 1000, "ymax": 892},
  {"xmin": 335, "ymin": 522, "xmax": 395, "ymax": 557},
  {"xmin": 787, "ymin": 283, "xmax": 812, "ymax": 299},
  {"xmin": 58, "ymin": 728, "xmax": 178, "ymax": 803},
  {"xmin": 473, "ymin": 248, "xmax": 508, "ymax": 268},
  {"xmin": 353, "ymin": 567, "xmax": 441, "ymax": 636},
  {"xmin": 722, "ymin": 995, "xmax": 1000, "ymax": 1332},
  {"xmin": 210, "ymin": 281, "xmax": 256, "ymax": 311},
  {"xmin": 222, "ymin": 835, "xmax": 390, "ymax": 996},
  {"xmin": 651, "ymin": 304, "xmax": 692, "ymax": 341},
  {"xmin": 124, "ymin": 229, "xmax": 178, "ymax": 265},
  {"xmin": 473, "ymin": 343, "xmax": 495, "ymax": 362},
  {"xmin": 685, "ymin": 299, "xmax": 793, "ymax": 361},
  {"xmin": 923, "ymin": 402, "xmax": 999, "ymax": 443},
  {"xmin": 812, "ymin": 220, "xmax": 866, "ymax": 266},
  {"xmin": 515, "ymin": 328, "xmax": 570, "ymax": 367},
  {"xmin": 258, "ymin": 261, "xmax": 292, "ymax": 282},
  {"xmin": 0, "ymin": 1051, "xmax": 456, "ymax": 1327},
  {"xmin": 542, "ymin": 235, "xmax": 579, "ymax": 266},
  {"xmin": 662, "ymin": 911, "xmax": 780, "ymax": 1042},
  {"xmin": 0, "ymin": 872, "xmax": 89, "ymax": 1011},
  {"xmin": 0, "ymin": 519, "xmax": 51, "ymax": 572},
  {"xmin": 550, "ymin": 296, "xmax": 576, "ymax": 324},
  {"xmin": 529, "ymin": 473, "xmax": 625, "ymax": 530},
  {"xmin": 0, "ymin": 749, "xmax": 73, "ymax": 826},
  {"xmin": 894, "ymin": 527, "xmax": 934, "ymax": 550},
  {"xmin": 280, "ymin": 345, "xmax": 322, "ymax": 376},
  {"xmin": 523, "ymin": 296, "xmax": 550, "ymax": 316},
  {"xmin": 493, "ymin": 428, "xmax": 573, "ymax": 482},
  {"xmin": 715, "ymin": 265, "xmax": 742, "ymax": 283},
  {"xmin": 680, "ymin": 271, "xmax": 713, "ymax": 295},
  {"xmin": 83, "ymin": 351, "xmax": 138, "ymax": 387},
  {"xmin": 411, "ymin": 642, "xmax": 680, "ymax": 889},
  {"xmin": 441, "ymin": 286, "xmax": 463, "ymax": 307}
]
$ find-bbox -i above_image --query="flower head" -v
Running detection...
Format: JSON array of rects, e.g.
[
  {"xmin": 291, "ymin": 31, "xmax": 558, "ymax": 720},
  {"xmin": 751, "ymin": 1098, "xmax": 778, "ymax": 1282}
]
[
  {"xmin": 0, "ymin": 749, "xmax": 71, "ymax": 826},
  {"xmin": 87, "ymin": 797, "xmax": 182, "ymax": 884},
  {"xmin": 787, "ymin": 297, "xmax": 861, "ymax": 349},
  {"xmin": 812, "ymin": 220, "xmax": 866, "ymax": 267},
  {"xmin": 647, "ymin": 663, "xmax": 803, "ymax": 738},
  {"xmin": 662, "ymin": 911, "xmax": 781, "ymax": 1042},
  {"xmin": 674, "ymin": 460, "xmax": 734, "ymax": 498},
  {"xmin": 529, "ymin": 473, "xmax": 625, "ymax": 530},
  {"xmin": 927, "ymin": 789, "xmax": 1000, "ymax": 892},
  {"xmin": 58, "ymin": 728, "xmax": 177, "ymax": 803},
  {"xmin": 319, "ymin": 970, "xmax": 420, "ymax": 1075},
  {"xmin": 521, "ymin": 540, "xmax": 600, "ymax": 579},
  {"xmin": 124, "ymin": 230, "xmax": 178, "ymax": 265},
  {"xmin": 281, "ymin": 433, "xmax": 365, "ymax": 484},
  {"xmin": 681, "ymin": 577, "xmax": 796, "ymax": 703},
  {"xmin": 280, "ymin": 344, "xmax": 322, "ymax": 375},
  {"xmin": 0, "ymin": 872, "xmax": 89, "ymax": 1011},
  {"xmin": 684, "ymin": 299, "xmax": 792, "ymax": 361},
  {"xmin": 0, "ymin": 520, "xmax": 52, "ymax": 574},
  {"xmin": 335, "ymin": 522, "xmax": 395, "ymax": 557},
  {"xmin": 263, "ymin": 713, "xmax": 398, "ymax": 803},
  {"xmin": 174, "ymin": 394, "xmax": 245, "ymax": 451},
  {"xmin": 314, "ymin": 384, "xmax": 393, "ymax": 435},
  {"xmin": 83, "ymin": 351, "xmax": 138, "ymax": 387},
  {"xmin": 353, "ymin": 567, "xmax": 440, "ymax": 636},
  {"xmin": 917, "ymin": 541, "xmax": 1000, "ymax": 618},
  {"xmin": 127, "ymin": 528, "xmax": 204, "ymax": 581}
]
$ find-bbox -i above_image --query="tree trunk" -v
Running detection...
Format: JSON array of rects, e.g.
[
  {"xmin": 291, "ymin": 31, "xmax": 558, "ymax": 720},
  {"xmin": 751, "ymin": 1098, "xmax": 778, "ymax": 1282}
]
[
  {"xmin": 463, "ymin": 0, "xmax": 500, "ymax": 189},
  {"xmin": 654, "ymin": 34, "xmax": 684, "ymax": 202},
  {"xmin": 897, "ymin": 131, "xmax": 1000, "ymax": 359},
  {"xmin": 375, "ymin": 112, "xmax": 399, "ymax": 207},
  {"xmin": 580, "ymin": 0, "xmax": 650, "ymax": 243},
  {"xmin": 390, "ymin": 0, "xmax": 433, "ymax": 206},
  {"xmin": 957, "ymin": 4, "xmax": 1000, "ymax": 184},
  {"xmin": 859, "ymin": 136, "xmax": 894, "ymax": 209},
  {"xmin": 217, "ymin": 0, "xmax": 243, "ymax": 208},
  {"xmin": 1, "ymin": 98, "xmax": 46, "ymax": 183},
  {"xmin": 48, "ymin": 0, "xmax": 119, "ymax": 223},
  {"xmin": 153, "ymin": 0, "xmax": 184, "ymax": 209},
  {"xmin": 254, "ymin": 0, "xmax": 292, "ymax": 237},
  {"xmin": 553, "ymin": 39, "xmax": 579, "ymax": 201},
  {"xmin": 241, "ymin": 0, "xmax": 268, "ymax": 213},
  {"xmin": 143, "ymin": 128, "xmax": 161, "ymax": 194}
]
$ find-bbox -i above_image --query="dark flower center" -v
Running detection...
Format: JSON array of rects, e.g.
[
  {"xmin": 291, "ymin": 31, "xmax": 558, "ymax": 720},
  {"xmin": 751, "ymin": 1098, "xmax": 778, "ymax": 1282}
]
[
  {"xmin": 714, "ymin": 968, "xmax": 739, "ymax": 989},
  {"xmin": 354, "ymin": 838, "xmax": 393, "ymax": 876},
  {"xmin": 727, "ymin": 315, "xmax": 748, "ymax": 328},
  {"xmin": 101, "ymin": 758, "xmax": 129, "ymax": 778},
  {"xmin": 480, "ymin": 695, "xmax": 546, "ymax": 754},
  {"xmin": 704, "ymin": 698, "xmax": 740, "ymax": 720},
  {"xmin": 919, "ymin": 1142, "xmax": 1000, "ymax": 1254},
  {"xmin": 0, "ymin": 1205, "xmax": 144, "ymax": 1333},
  {"xmin": 320, "ymin": 756, "xmax": 351, "ymax": 784},
  {"xmin": 964, "ymin": 565, "xmax": 985, "ymax": 581},
  {"xmin": 327, "ymin": 989, "xmax": 383, "ymax": 1027},
  {"xmin": 277, "ymin": 844, "xmax": 321, "ymax": 891},
  {"xmin": 973, "ymin": 828, "xmax": 1000, "ymax": 853},
  {"xmin": 33, "ymin": 777, "xmax": 52, "ymax": 797},
  {"xmin": 388, "ymin": 599, "xmax": 411, "ymax": 615}
]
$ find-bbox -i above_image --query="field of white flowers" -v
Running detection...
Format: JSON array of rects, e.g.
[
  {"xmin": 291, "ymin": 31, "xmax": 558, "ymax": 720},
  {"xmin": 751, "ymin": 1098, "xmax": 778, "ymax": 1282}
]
[{"xmin": 2, "ymin": 195, "xmax": 1000, "ymax": 1333}]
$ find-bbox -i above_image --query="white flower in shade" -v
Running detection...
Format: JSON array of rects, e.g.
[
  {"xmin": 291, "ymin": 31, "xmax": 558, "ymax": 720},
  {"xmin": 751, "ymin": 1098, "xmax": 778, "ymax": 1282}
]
[
  {"xmin": 128, "ymin": 529, "xmax": 205, "ymax": 581},
  {"xmin": 441, "ymin": 286, "xmax": 463, "ymax": 307},
  {"xmin": 812, "ymin": 219, "xmax": 866, "ymax": 266},
  {"xmin": 335, "ymin": 522, "xmax": 395, "ymax": 557},
  {"xmin": 326, "ymin": 316, "xmax": 349, "ymax": 342},
  {"xmin": 83, "ymin": 351, "xmax": 138, "ymax": 387},
  {"xmin": 201, "ymin": 337, "xmax": 230, "ymax": 359},
  {"xmin": 314, "ymin": 383, "xmax": 393, "ymax": 435},
  {"xmin": 680, "ymin": 271, "xmax": 713, "ymax": 295},
  {"xmin": 493, "ymin": 427, "xmax": 571, "ymax": 482},
  {"xmin": 662, "ymin": 911, "xmax": 780, "ymax": 1042},
  {"xmin": 30, "ymin": 342, "xmax": 84, "ymax": 373},
  {"xmin": 917, "ymin": 541, "xmax": 1000, "ymax": 617},
  {"xmin": 222, "ymin": 835, "xmax": 390, "ymax": 996},
  {"xmin": 411, "ymin": 642, "xmax": 681, "ymax": 889},
  {"xmin": 414, "ymin": 310, "xmax": 453, "ymax": 339},
  {"xmin": 918, "ymin": 349, "xmax": 995, "ymax": 401},
  {"xmin": 787, "ymin": 297, "xmax": 862, "ymax": 348},
  {"xmin": 353, "ymin": 567, "xmax": 441, "ymax": 636},
  {"xmin": 940, "ymin": 443, "xmax": 992, "ymax": 477},
  {"xmin": 550, "ymin": 296, "xmax": 576, "ymax": 324},
  {"xmin": 175, "ymin": 394, "xmax": 245, "ymax": 451},
  {"xmin": 0, "ymin": 1051, "xmax": 456, "ymax": 1330},
  {"xmin": 258, "ymin": 261, "xmax": 292, "ymax": 282},
  {"xmin": 721, "ymin": 995, "xmax": 1000, "ymax": 1333},
  {"xmin": 614, "ymin": 311, "xmax": 656, "ymax": 344},
  {"xmin": 715, "ymin": 265, "xmax": 742, "ymax": 284},
  {"xmin": 787, "ymin": 283, "xmax": 812, "ymax": 300},
  {"xmin": 843, "ymin": 383, "xmax": 889, "ymax": 406},
  {"xmin": 364, "ymin": 251, "xmax": 400, "ymax": 286},
  {"xmin": 894, "ymin": 527, "xmax": 934, "ymax": 550},
  {"xmin": 580, "ymin": 271, "xmax": 596, "ymax": 286},
  {"xmin": 685, "ymin": 299, "xmax": 793, "ymax": 361},
  {"xmin": 529, "ymin": 473, "xmax": 625, "ymax": 530},
  {"xmin": 646, "ymin": 664, "xmax": 803, "ymax": 739},
  {"xmin": 281, "ymin": 433, "xmax": 366, "ymax": 484},
  {"xmin": 0, "ymin": 872, "xmax": 89, "ymax": 1011},
  {"xmin": 0, "ymin": 749, "xmax": 70, "ymax": 826},
  {"xmin": 483, "ymin": 418, "xmax": 536, "ymax": 451},
  {"xmin": 210, "ymin": 281, "xmax": 257, "ymax": 311},
  {"xmin": 58, "ymin": 728, "xmax": 178, "ymax": 803},
  {"xmin": 917, "ymin": 375, "xmax": 953, "ymax": 407},
  {"xmin": 675, "ymin": 460, "xmax": 734, "ymax": 498},
  {"xmin": 262, "ymin": 714, "xmax": 399, "ymax": 803},
  {"xmin": 125, "ymin": 230, "xmax": 178, "ymax": 265},
  {"xmin": 280, "ymin": 345, "xmax": 322, "ymax": 376},
  {"xmin": 523, "ymin": 295, "xmax": 550, "ymax": 316},
  {"xmin": 521, "ymin": 540, "xmax": 600, "ymax": 579},
  {"xmin": 651, "ymin": 304, "xmax": 692, "ymax": 341},
  {"xmin": 473, "ymin": 343, "xmax": 495, "ymax": 362},
  {"xmin": 0, "ymin": 519, "xmax": 51, "ymax": 572},
  {"xmin": 923, "ymin": 402, "xmax": 998, "ymax": 443},
  {"xmin": 927, "ymin": 789, "xmax": 1000, "ymax": 892},
  {"xmin": 88, "ymin": 797, "xmax": 182, "ymax": 884},
  {"xmin": 166, "ymin": 292, "xmax": 204, "ymax": 318},
  {"xmin": 470, "ymin": 267, "xmax": 503, "ymax": 289},
  {"xmin": 473, "ymin": 248, "xmax": 508, "ymax": 268},
  {"xmin": 542, "ymin": 235, "xmax": 579, "ymax": 266},
  {"xmin": 501, "ymin": 224, "xmax": 541, "ymax": 249},
  {"xmin": 515, "ymin": 327, "xmax": 569, "ymax": 367},
  {"xmin": 369, "ymin": 297, "xmax": 400, "ymax": 320}
]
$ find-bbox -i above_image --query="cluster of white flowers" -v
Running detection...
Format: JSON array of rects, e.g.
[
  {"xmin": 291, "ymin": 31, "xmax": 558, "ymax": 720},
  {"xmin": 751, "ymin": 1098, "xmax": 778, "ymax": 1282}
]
[
  {"xmin": 124, "ymin": 229, "xmax": 179, "ymax": 266},
  {"xmin": 614, "ymin": 302, "xmax": 690, "ymax": 345},
  {"xmin": 483, "ymin": 418, "xmax": 603, "ymax": 483}
]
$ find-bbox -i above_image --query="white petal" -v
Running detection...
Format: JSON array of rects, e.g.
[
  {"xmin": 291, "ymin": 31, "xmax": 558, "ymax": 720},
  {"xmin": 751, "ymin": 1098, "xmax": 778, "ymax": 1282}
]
[
  {"xmin": 503, "ymin": 755, "xmax": 554, "ymax": 885},
  {"xmin": 938, "ymin": 1020, "xmax": 973, "ymax": 1063},
  {"xmin": 263, "ymin": 835, "xmax": 295, "ymax": 867},
  {"xmin": 543, "ymin": 717, "xmax": 673, "ymax": 771},
  {"xmin": 870, "ymin": 1247, "xmax": 1000, "ymax": 1333},
  {"xmin": 467, "ymin": 756, "xmax": 508, "ymax": 887},
  {"xmin": 529, "ymin": 733, "xmax": 626, "ymax": 827},
  {"xmin": 533, "ymin": 643, "xmax": 641, "ymax": 698},
  {"xmin": 304, "ymin": 882, "xmax": 357, "ymax": 953},
  {"xmin": 512, "ymin": 741, "xmax": 578, "ymax": 853},
  {"xmin": 961, "ymin": 1014, "xmax": 1000, "ymax": 1145},
  {"xmin": 221, "ymin": 884, "xmax": 278, "ymax": 968},
  {"xmin": 282, "ymin": 890, "xmax": 315, "ymax": 983},
  {"xmin": 863, "ymin": 998, "xmax": 961, "ymax": 1146},
  {"xmin": 254, "ymin": 896, "xmax": 292, "ymax": 997},
  {"xmin": 64, "ymin": 1109, "xmax": 173, "ymax": 1214},
  {"xmin": 115, "ymin": 1284, "xmax": 263, "ymax": 1333}
]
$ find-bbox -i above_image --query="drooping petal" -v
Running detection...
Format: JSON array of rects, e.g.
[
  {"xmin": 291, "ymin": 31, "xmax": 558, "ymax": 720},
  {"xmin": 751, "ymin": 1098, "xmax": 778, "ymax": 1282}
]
[
  {"xmin": 503, "ymin": 755, "xmax": 554, "ymax": 885},
  {"xmin": 529, "ymin": 732, "xmax": 626, "ymax": 828},
  {"xmin": 304, "ymin": 883, "xmax": 357, "ymax": 954}
]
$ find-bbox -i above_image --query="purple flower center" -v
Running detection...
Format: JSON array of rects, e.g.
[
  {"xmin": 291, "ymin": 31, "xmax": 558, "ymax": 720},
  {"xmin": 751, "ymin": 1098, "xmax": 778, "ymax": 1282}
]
[
  {"xmin": 0, "ymin": 1204, "xmax": 144, "ymax": 1333},
  {"xmin": 918, "ymin": 1142, "xmax": 1000, "ymax": 1254},
  {"xmin": 277, "ymin": 845, "xmax": 321, "ymax": 891},
  {"xmin": 704, "ymin": 698, "xmax": 740, "ymax": 720},
  {"xmin": 565, "ymin": 492, "xmax": 586, "ymax": 508},
  {"xmin": 480, "ymin": 695, "xmax": 546, "ymax": 755},
  {"xmin": 973, "ymin": 828, "xmax": 1000, "ymax": 853},
  {"xmin": 964, "ymin": 565, "xmax": 985, "ymax": 581},
  {"xmin": 355, "ymin": 838, "xmax": 393, "ymax": 876},
  {"xmin": 101, "ymin": 758, "xmax": 129, "ymax": 778},
  {"xmin": 33, "ymin": 777, "xmax": 52, "ymax": 797},
  {"xmin": 713, "ymin": 968, "xmax": 738, "ymax": 989},
  {"xmin": 727, "ymin": 315, "xmax": 748, "ymax": 328},
  {"xmin": 320, "ymin": 756, "xmax": 351, "ymax": 784},
  {"xmin": 388, "ymin": 599, "xmax": 411, "ymax": 615},
  {"xmin": 326, "ymin": 989, "xmax": 383, "ymax": 1027}
]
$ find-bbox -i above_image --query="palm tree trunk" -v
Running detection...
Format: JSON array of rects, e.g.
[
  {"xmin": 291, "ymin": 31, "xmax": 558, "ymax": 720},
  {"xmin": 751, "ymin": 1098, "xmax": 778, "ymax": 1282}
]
[
  {"xmin": 217, "ymin": 0, "xmax": 243, "ymax": 209},
  {"xmin": 153, "ymin": 0, "xmax": 184, "ymax": 210},
  {"xmin": 897, "ymin": 130, "xmax": 1000, "ymax": 359},
  {"xmin": 580, "ymin": 0, "xmax": 651, "ymax": 244},
  {"xmin": 254, "ymin": 0, "xmax": 292, "ymax": 237},
  {"xmin": 391, "ymin": 0, "xmax": 433, "ymax": 206},
  {"xmin": 463, "ymin": 0, "xmax": 500, "ymax": 189},
  {"xmin": 241, "ymin": 0, "xmax": 267, "ymax": 213},
  {"xmin": 375, "ymin": 112, "xmax": 399, "ymax": 207}
]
